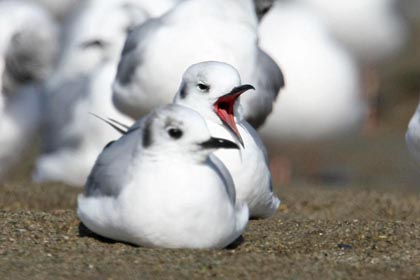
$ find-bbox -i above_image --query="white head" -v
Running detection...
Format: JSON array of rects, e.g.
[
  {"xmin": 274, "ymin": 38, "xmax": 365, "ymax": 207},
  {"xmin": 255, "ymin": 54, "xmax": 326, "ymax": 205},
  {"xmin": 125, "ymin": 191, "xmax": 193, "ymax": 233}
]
[
  {"xmin": 140, "ymin": 104, "xmax": 239, "ymax": 161},
  {"xmin": 173, "ymin": 61, "xmax": 255, "ymax": 145}
]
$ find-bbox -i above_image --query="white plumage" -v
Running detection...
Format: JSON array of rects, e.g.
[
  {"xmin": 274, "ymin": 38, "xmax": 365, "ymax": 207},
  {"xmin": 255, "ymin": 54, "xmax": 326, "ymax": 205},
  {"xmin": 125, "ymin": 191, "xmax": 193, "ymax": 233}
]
[
  {"xmin": 33, "ymin": 0, "xmax": 179, "ymax": 186},
  {"xmin": 174, "ymin": 61, "xmax": 280, "ymax": 218},
  {"xmin": 302, "ymin": 0, "xmax": 408, "ymax": 62},
  {"xmin": 113, "ymin": 0, "xmax": 283, "ymax": 129},
  {"xmin": 258, "ymin": 1, "xmax": 367, "ymax": 144},
  {"xmin": 0, "ymin": 0, "xmax": 58, "ymax": 179},
  {"xmin": 78, "ymin": 104, "xmax": 248, "ymax": 248}
]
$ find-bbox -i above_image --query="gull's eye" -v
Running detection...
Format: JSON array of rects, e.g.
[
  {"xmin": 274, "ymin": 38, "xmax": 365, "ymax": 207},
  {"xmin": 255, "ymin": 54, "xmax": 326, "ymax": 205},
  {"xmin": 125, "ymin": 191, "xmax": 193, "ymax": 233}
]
[
  {"xmin": 167, "ymin": 127, "xmax": 183, "ymax": 139},
  {"xmin": 197, "ymin": 83, "xmax": 210, "ymax": 92}
]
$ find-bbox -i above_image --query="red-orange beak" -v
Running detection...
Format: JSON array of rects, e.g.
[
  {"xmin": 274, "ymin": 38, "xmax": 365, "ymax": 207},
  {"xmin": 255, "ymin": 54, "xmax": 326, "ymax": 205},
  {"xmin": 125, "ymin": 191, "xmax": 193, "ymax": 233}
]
[{"xmin": 213, "ymin": 84, "xmax": 255, "ymax": 147}]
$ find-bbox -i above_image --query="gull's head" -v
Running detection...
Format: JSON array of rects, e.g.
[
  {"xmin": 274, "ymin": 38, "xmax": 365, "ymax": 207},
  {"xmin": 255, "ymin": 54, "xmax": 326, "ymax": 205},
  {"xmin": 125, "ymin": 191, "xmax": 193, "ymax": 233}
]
[
  {"xmin": 174, "ymin": 61, "xmax": 255, "ymax": 146},
  {"xmin": 141, "ymin": 104, "xmax": 239, "ymax": 160}
]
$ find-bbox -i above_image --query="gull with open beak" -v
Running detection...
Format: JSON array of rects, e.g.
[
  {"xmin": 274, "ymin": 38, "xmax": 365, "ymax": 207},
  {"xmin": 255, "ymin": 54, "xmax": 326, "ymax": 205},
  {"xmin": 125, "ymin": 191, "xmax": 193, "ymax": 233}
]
[
  {"xmin": 78, "ymin": 104, "xmax": 248, "ymax": 248},
  {"xmin": 174, "ymin": 61, "xmax": 280, "ymax": 219},
  {"xmin": 213, "ymin": 84, "xmax": 255, "ymax": 147}
]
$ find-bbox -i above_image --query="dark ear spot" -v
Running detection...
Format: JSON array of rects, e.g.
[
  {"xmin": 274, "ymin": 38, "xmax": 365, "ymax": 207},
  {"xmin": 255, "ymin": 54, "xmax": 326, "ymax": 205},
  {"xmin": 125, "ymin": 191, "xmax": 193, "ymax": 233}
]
[
  {"xmin": 179, "ymin": 82, "xmax": 187, "ymax": 99},
  {"xmin": 103, "ymin": 140, "xmax": 115, "ymax": 150},
  {"xmin": 142, "ymin": 118, "xmax": 153, "ymax": 148},
  {"xmin": 80, "ymin": 39, "xmax": 106, "ymax": 49},
  {"xmin": 125, "ymin": 25, "xmax": 134, "ymax": 34}
]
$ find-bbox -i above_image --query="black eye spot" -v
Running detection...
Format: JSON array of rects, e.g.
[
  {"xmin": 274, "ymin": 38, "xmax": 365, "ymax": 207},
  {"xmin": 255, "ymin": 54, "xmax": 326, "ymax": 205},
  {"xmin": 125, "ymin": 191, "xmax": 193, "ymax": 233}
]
[
  {"xmin": 197, "ymin": 83, "xmax": 210, "ymax": 92},
  {"xmin": 167, "ymin": 128, "xmax": 183, "ymax": 139}
]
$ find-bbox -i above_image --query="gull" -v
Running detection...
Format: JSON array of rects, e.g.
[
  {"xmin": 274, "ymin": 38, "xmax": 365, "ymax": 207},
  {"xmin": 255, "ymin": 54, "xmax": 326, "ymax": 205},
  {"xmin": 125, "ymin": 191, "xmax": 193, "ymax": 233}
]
[
  {"xmin": 174, "ymin": 61, "xmax": 280, "ymax": 219},
  {"xmin": 258, "ymin": 1, "xmax": 366, "ymax": 145},
  {"xmin": 301, "ymin": 0, "xmax": 408, "ymax": 130},
  {"xmin": 406, "ymin": 99, "xmax": 420, "ymax": 165},
  {"xmin": 33, "ymin": 0, "xmax": 176, "ymax": 186},
  {"xmin": 257, "ymin": 1, "xmax": 367, "ymax": 184},
  {"xmin": 0, "ymin": 0, "xmax": 58, "ymax": 179},
  {"xmin": 112, "ymin": 0, "xmax": 284, "ymax": 129},
  {"xmin": 77, "ymin": 104, "xmax": 248, "ymax": 248},
  {"xmin": 0, "ymin": 0, "xmax": 58, "ymax": 94}
]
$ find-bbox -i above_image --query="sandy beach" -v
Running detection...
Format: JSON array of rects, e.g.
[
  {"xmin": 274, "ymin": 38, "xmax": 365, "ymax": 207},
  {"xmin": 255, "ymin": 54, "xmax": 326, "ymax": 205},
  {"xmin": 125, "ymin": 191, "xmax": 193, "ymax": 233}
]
[
  {"xmin": 1, "ymin": 0, "xmax": 420, "ymax": 279},
  {"xmin": 1, "ymin": 183, "xmax": 419, "ymax": 279}
]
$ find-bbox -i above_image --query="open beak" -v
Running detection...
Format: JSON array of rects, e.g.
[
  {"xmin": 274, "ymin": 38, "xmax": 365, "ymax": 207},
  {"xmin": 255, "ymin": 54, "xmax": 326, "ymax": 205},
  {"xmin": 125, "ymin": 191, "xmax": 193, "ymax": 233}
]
[
  {"xmin": 200, "ymin": 137, "xmax": 239, "ymax": 150},
  {"xmin": 213, "ymin": 84, "xmax": 255, "ymax": 147}
]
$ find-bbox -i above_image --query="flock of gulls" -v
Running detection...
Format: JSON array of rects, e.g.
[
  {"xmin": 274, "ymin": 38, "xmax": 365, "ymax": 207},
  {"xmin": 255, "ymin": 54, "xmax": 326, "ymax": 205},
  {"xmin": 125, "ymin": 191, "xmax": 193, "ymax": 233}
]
[{"xmin": 0, "ymin": 0, "xmax": 414, "ymax": 248}]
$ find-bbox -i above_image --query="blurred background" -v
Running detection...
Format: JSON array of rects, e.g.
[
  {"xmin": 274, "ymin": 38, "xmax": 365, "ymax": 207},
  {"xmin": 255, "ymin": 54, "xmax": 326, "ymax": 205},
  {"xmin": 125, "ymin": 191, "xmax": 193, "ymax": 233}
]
[
  {"xmin": 0, "ymin": 0, "xmax": 419, "ymax": 212},
  {"xmin": 275, "ymin": 0, "xmax": 420, "ymax": 192}
]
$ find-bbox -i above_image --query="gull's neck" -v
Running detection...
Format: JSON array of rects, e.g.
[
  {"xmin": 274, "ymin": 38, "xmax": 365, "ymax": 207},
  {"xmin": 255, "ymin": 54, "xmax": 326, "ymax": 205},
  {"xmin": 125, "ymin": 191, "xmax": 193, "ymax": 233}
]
[{"xmin": 177, "ymin": 98, "xmax": 223, "ymax": 125}]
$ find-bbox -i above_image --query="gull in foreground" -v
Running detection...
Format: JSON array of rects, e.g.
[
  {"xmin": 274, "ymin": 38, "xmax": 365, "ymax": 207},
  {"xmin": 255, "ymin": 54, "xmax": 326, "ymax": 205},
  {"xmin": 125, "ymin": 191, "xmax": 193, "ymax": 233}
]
[
  {"xmin": 174, "ymin": 61, "xmax": 280, "ymax": 219},
  {"xmin": 113, "ymin": 0, "xmax": 284, "ymax": 129},
  {"xmin": 78, "ymin": 104, "xmax": 248, "ymax": 248}
]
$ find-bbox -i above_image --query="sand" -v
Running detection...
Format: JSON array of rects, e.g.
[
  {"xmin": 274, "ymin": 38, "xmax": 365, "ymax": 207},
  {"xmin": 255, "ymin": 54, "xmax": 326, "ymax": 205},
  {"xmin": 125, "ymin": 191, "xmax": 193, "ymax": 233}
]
[
  {"xmin": 1, "ymin": 182, "xmax": 420, "ymax": 280},
  {"xmin": 1, "ymin": 0, "xmax": 420, "ymax": 279}
]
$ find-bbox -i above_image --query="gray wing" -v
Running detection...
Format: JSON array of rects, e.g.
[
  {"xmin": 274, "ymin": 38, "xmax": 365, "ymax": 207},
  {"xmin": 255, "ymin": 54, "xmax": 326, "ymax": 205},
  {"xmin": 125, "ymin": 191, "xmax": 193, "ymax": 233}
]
[
  {"xmin": 115, "ymin": 17, "xmax": 162, "ymax": 86},
  {"xmin": 255, "ymin": 0, "xmax": 275, "ymax": 21},
  {"xmin": 241, "ymin": 121, "xmax": 269, "ymax": 164},
  {"xmin": 209, "ymin": 154, "xmax": 236, "ymax": 205},
  {"xmin": 41, "ymin": 75, "xmax": 89, "ymax": 153},
  {"xmin": 113, "ymin": 17, "xmax": 164, "ymax": 117},
  {"xmin": 241, "ymin": 121, "xmax": 273, "ymax": 192},
  {"xmin": 257, "ymin": 48, "xmax": 285, "ymax": 100},
  {"xmin": 84, "ymin": 120, "xmax": 143, "ymax": 197},
  {"xmin": 245, "ymin": 49, "xmax": 284, "ymax": 129}
]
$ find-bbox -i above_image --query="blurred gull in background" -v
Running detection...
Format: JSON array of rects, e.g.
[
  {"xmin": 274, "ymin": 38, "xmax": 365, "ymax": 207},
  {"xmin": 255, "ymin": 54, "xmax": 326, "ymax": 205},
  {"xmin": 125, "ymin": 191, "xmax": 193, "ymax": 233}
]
[
  {"xmin": 406, "ymin": 98, "xmax": 420, "ymax": 165},
  {"xmin": 259, "ymin": 0, "xmax": 366, "ymax": 143},
  {"xmin": 31, "ymin": 0, "xmax": 181, "ymax": 22},
  {"xmin": 0, "ymin": 0, "xmax": 58, "ymax": 180},
  {"xmin": 258, "ymin": 0, "xmax": 367, "ymax": 183},
  {"xmin": 302, "ymin": 0, "xmax": 408, "ymax": 63},
  {"xmin": 78, "ymin": 104, "xmax": 248, "ymax": 248},
  {"xmin": 302, "ymin": 0, "xmax": 408, "ymax": 130},
  {"xmin": 113, "ymin": 0, "xmax": 284, "ymax": 129},
  {"xmin": 30, "ymin": 0, "xmax": 82, "ymax": 22},
  {"xmin": 32, "ymin": 0, "xmax": 180, "ymax": 187}
]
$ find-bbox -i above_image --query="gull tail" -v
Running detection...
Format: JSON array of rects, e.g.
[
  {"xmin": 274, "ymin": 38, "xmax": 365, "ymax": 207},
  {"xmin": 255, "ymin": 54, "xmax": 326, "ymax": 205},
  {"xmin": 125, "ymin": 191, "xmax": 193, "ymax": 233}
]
[{"xmin": 89, "ymin": 112, "xmax": 129, "ymax": 135}]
